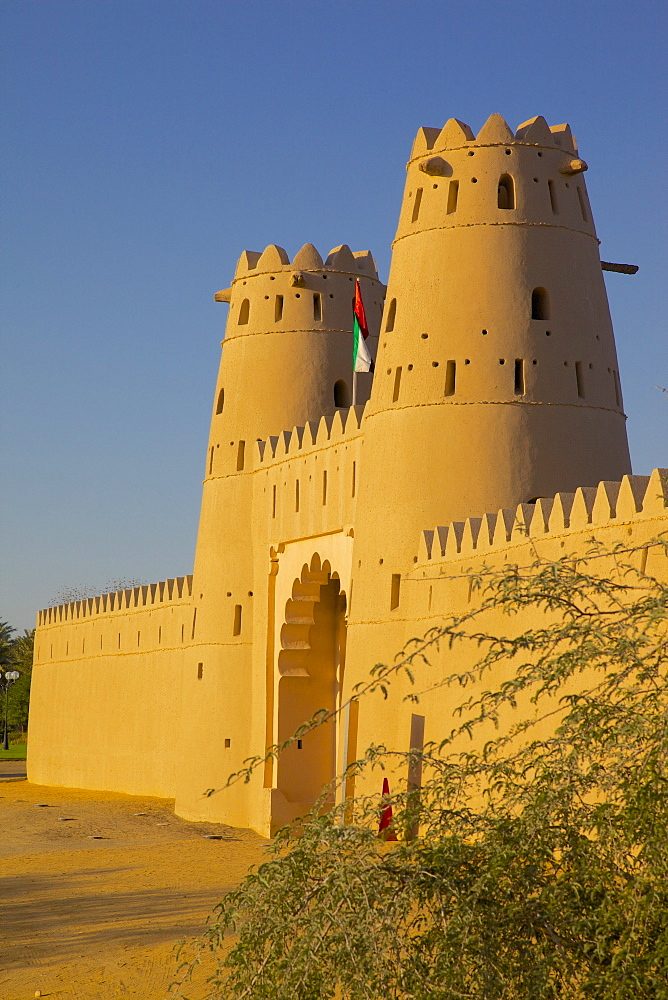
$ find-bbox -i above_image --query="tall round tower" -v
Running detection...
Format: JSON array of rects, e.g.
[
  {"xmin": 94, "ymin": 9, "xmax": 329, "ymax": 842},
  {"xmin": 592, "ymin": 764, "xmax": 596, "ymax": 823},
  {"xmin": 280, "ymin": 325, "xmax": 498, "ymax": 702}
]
[
  {"xmin": 175, "ymin": 242, "xmax": 384, "ymax": 822},
  {"xmin": 352, "ymin": 113, "xmax": 631, "ymax": 596}
]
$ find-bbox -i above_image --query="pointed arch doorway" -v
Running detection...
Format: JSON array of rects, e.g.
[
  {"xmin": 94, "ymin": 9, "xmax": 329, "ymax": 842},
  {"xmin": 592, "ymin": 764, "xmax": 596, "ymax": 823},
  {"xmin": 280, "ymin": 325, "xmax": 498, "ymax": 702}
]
[{"xmin": 276, "ymin": 554, "xmax": 347, "ymax": 812}]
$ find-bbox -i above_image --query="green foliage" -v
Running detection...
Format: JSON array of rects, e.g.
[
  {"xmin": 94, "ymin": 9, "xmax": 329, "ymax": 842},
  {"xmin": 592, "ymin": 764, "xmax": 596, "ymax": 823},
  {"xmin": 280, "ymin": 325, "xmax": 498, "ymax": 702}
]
[
  {"xmin": 176, "ymin": 540, "xmax": 668, "ymax": 1000},
  {"xmin": 0, "ymin": 621, "xmax": 34, "ymax": 732}
]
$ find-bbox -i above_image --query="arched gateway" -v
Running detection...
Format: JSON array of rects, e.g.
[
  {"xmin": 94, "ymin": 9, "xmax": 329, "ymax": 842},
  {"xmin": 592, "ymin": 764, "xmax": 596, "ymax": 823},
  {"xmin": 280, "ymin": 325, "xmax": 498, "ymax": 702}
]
[{"xmin": 276, "ymin": 554, "xmax": 347, "ymax": 812}]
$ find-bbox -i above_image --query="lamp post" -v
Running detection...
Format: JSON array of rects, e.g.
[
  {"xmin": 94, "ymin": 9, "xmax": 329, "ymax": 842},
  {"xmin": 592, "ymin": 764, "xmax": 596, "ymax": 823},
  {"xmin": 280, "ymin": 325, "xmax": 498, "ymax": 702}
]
[{"xmin": 1, "ymin": 670, "xmax": 20, "ymax": 751}]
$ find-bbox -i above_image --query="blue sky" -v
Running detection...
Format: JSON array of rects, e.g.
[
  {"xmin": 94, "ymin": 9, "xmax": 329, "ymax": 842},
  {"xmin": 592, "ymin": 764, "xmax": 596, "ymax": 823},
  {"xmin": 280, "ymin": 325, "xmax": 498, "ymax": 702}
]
[{"xmin": 2, "ymin": 0, "xmax": 666, "ymax": 630}]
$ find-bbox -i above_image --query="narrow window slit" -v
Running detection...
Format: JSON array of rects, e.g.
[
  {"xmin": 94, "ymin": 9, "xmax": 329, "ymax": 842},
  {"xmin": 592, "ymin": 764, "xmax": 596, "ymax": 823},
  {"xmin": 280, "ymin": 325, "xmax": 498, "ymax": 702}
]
[
  {"xmin": 444, "ymin": 360, "xmax": 456, "ymax": 396},
  {"xmin": 392, "ymin": 367, "xmax": 402, "ymax": 402},
  {"xmin": 385, "ymin": 299, "xmax": 396, "ymax": 332},
  {"xmin": 274, "ymin": 295, "xmax": 283, "ymax": 321},
  {"xmin": 411, "ymin": 188, "xmax": 423, "ymax": 223},
  {"xmin": 236, "ymin": 440, "xmax": 245, "ymax": 471},
  {"xmin": 216, "ymin": 388, "xmax": 225, "ymax": 414},
  {"xmin": 322, "ymin": 470, "xmax": 327, "ymax": 505},
  {"xmin": 313, "ymin": 293, "xmax": 322, "ymax": 321},
  {"xmin": 575, "ymin": 361, "xmax": 585, "ymax": 398},
  {"xmin": 577, "ymin": 187, "xmax": 590, "ymax": 222},
  {"xmin": 390, "ymin": 574, "xmax": 401, "ymax": 610},
  {"xmin": 233, "ymin": 605, "xmax": 242, "ymax": 636},
  {"xmin": 446, "ymin": 180, "xmax": 459, "ymax": 214},
  {"xmin": 514, "ymin": 359, "xmax": 525, "ymax": 395},
  {"xmin": 548, "ymin": 180, "xmax": 558, "ymax": 214}
]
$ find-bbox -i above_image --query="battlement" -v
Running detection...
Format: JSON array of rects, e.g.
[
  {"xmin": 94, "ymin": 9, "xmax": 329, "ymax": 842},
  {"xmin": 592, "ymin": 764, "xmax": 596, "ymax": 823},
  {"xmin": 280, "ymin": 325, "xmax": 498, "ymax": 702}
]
[
  {"xmin": 37, "ymin": 575, "xmax": 193, "ymax": 627},
  {"xmin": 230, "ymin": 243, "xmax": 379, "ymax": 281},
  {"xmin": 411, "ymin": 113, "xmax": 578, "ymax": 160},
  {"xmin": 417, "ymin": 470, "xmax": 668, "ymax": 565},
  {"xmin": 255, "ymin": 405, "xmax": 365, "ymax": 467}
]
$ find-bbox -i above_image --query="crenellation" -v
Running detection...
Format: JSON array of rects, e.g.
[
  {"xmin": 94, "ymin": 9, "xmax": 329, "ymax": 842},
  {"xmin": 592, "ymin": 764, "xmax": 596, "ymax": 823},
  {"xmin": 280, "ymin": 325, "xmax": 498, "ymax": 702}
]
[
  {"xmin": 37, "ymin": 575, "xmax": 193, "ymax": 625},
  {"xmin": 416, "ymin": 472, "xmax": 668, "ymax": 569},
  {"xmin": 515, "ymin": 115, "xmax": 555, "ymax": 145},
  {"xmin": 473, "ymin": 113, "xmax": 515, "ymax": 145}
]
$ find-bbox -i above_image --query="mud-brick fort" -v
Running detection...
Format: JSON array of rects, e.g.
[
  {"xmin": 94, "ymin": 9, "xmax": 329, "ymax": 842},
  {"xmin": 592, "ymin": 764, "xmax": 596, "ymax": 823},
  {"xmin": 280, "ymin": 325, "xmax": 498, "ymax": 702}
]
[{"xmin": 29, "ymin": 113, "xmax": 668, "ymax": 837}]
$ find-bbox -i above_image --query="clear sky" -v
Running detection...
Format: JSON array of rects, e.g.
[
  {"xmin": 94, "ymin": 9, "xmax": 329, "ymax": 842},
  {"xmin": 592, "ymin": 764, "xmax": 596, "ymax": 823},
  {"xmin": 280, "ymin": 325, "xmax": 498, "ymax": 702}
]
[{"xmin": 2, "ymin": 0, "xmax": 666, "ymax": 631}]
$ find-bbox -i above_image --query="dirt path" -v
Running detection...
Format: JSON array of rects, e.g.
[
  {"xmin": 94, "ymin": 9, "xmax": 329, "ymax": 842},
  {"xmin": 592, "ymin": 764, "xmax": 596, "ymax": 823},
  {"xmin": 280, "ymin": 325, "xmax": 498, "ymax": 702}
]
[{"xmin": 0, "ymin": 776, "xmax": 268, "ymax": 999}]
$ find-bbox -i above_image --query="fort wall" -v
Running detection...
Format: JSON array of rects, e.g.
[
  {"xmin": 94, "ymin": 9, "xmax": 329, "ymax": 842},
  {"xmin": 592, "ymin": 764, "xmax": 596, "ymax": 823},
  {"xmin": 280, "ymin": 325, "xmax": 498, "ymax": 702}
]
[{"xmin": 28, "ymin": 577, "xmax": 193, "ymax": 796}]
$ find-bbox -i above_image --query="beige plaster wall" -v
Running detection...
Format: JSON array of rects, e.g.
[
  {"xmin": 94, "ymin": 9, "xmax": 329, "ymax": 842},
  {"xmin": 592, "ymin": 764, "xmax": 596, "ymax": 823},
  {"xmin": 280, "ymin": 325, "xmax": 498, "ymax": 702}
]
[{"xmin": 29, "ymin": 578, "xmax": 193, "ymax": 796}]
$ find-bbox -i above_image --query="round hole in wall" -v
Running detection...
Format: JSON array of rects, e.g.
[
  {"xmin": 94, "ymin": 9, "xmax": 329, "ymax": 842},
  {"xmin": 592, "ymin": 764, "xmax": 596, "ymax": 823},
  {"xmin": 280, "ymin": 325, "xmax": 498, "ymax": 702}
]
[
  {"xmin": 533, "ymin": 177, "xmax": 539, "ymax": 182},
  {"xmin": 408, "ymin": 364, "xmax": 413, "ymax": 370},
  {"xmin": 545, "ymin": 330, "xmax": 551, "ymax": 336},
  {"xmin": 295, "ymin": 293, "xmax": 300, "ymax": 297},
  {"xmin": 627, "ymin": 528, "xmax": 633, "ymax": 536},
  {"xmin": 248, "ymin": 591, "xmax": 253, "ymax": 597},
  {"xmin": 408, "ymin": 191, "xmax": 412, "ymax": 197},
  {"xmin": 505, "ymin": 148, "xmax": 512, "ymax": 155},
  {"xmin": 560, "ymin": 541, "xmax": 565, "ymax": 548},
  {"xmin": 413, "ymin": 556, "xmax": 418, "ymax": 563},
  {"xmin": 482, "ymin": 329, "xmax": 488, "ymax": 335},
  {"xmin": 387, "ymin": 368, "xmax": 392, "ymax": 375},
  {"xmin": 432, "ymin": 361, "xmax": 439, "ymax": 367},
  {"xmin": 465, "ymin": 359, "xmax": 470, "ymax": 364},
  {"xmin": 471, "ymin": 177, "xmax": 478, "ymax": 183},
  {"xmin": 349, "ymin": 277, "xmax": 353, "ymax": 281},
  {"xmin": 589, "ymin": 363, "xmax": 593, "ymax": 369},
  {"xmin": 468, "ymin": 151, "xmax": 474, "ymax": 156},
  {"xmin": 564, "ymin": 361, "xmax": 569, "ymax": 366},
  {"xmin": 433, "ymin": 183, "xmax": 439, "ymax": 189},
  {"xmin": 270, "ymin": 276, "xmax": 275, "ymax": 280},
  {"xmin": 322, "ymin": 274, "xmax": 327, "ymax": 278},
  {"xmin": 421, "ymin": 333, "xmax": 428, "ymax": 339},
  {"xmin": 538, "ymin": 152, "xmax": 543, "ymax": 157},
  {"xmin": 329, "ymin": 293, "xmax": 334, "ymax": 298},
  {"xmin": 499, "ymin": 359, "xmax": 505, "ymax": 365},
  {"xmin": 242, "ymin": 280, "xmax": 246, "ymax": 285},
  {"xmin": 264, "ymin": 295, "xmax": 269, "ymax": 299},
  {"xmin": 565, "ymin": 182, "xmax": 570, "ymax": 188},
  {"xmin": 226, "ymin": 591, "xmax": 232, "ymax": 597},
  {"xmin": 379, "ymin": 558, "xmax": 384, "ymax": 565},
  {"xmin": 532, "ymin": 359, "xmax": 537, "ymax": 365}
]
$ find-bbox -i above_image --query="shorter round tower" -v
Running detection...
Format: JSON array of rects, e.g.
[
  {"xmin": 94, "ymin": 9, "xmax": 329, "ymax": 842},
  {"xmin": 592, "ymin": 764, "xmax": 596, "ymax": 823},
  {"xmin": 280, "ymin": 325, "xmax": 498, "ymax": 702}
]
[{"xmin": 175, "ymin": 242, "xmax": 384, "ymax": 823}]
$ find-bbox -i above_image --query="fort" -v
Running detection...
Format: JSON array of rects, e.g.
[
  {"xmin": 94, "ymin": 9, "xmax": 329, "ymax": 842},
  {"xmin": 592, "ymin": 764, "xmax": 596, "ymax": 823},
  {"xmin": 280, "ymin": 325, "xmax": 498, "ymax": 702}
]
[{"xmin": 28, "ymin": 113, "xmax": 668, "ymax": 837}]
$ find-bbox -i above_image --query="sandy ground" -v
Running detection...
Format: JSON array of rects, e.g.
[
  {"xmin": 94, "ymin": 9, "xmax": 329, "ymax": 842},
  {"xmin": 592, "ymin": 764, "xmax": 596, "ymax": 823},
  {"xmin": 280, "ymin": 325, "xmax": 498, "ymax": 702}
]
[{"xmin": 0, "ymin": 765, "xmax": 269, "ymax": 1000}]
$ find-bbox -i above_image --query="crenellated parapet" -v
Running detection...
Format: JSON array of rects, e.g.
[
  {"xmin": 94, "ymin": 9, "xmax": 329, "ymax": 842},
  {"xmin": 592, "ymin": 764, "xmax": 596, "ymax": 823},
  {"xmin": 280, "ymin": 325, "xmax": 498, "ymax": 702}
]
[
  {"xmin": 255, "ymin": 404, "xmax": 365, "ymax": 467},
  {"xmin": 417, "ymin": 470, "xmax": 668, "ymax": 565},
  {"xmin": 252, "ymin": 405, "xmax": 365, "ymax": 543},
  {"xmin": 37, "ymin": 575, "xmax": 193, "ymax": 627},
  {"xmin": 214, "ymin": 242, "xmax": 384, "ymax": 346}
]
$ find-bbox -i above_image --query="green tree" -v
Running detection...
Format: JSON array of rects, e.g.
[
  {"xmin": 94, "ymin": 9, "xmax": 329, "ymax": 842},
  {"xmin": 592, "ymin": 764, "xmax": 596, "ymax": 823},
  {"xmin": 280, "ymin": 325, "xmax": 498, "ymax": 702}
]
[
  {"xmin": 7, "ymin": 629, "xmax": 34, "ymax": 733},
  {"xmin": 176, "ymin": 537, "xmax": 668, "ymax": 1000}
]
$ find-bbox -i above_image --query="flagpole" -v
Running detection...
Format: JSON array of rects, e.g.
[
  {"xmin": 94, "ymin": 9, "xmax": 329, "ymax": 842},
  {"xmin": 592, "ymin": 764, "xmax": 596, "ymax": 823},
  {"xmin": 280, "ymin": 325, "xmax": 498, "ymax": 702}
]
[{"xmin": 352, "ymin": 370, "xmax": 358, "ymax": 406}]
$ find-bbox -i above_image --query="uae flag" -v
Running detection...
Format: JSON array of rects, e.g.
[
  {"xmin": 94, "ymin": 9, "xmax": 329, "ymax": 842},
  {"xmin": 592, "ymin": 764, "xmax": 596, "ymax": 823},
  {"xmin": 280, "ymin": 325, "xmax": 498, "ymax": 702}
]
[{"xmin": 353, "ymin": 279, "xmax": 374, "ymax": 373}]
